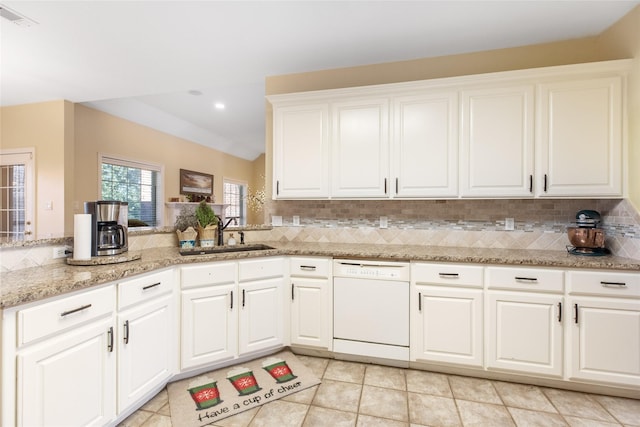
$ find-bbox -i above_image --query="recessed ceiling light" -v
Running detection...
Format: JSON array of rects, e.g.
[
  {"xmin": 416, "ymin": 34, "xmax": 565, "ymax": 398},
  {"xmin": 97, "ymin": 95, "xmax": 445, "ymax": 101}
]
[{"xmin": 214, "ymin": 103, "xmax": 225, "ymax": 110}]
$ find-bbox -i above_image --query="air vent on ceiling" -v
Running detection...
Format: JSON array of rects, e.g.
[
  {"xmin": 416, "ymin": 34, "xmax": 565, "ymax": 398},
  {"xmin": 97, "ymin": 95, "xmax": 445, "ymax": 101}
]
[{"xmin": 0, "ymin": 4, "xmax": 38, "ymax": 27}]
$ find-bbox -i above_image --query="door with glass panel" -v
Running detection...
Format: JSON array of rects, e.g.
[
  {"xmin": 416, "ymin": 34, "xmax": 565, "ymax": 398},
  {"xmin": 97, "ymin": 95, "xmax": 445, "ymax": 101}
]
[{"xmin": 0, "ymin": 149, "xmax": 34, "ymax": 240}]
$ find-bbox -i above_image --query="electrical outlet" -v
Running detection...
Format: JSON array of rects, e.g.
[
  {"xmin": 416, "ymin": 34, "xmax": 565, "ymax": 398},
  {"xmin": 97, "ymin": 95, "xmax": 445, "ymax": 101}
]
[
  {"xmin": 505, "ymin": 218, "xmax": 515, "ymax": 231},
  {"xmin": 379, "ymin": 216, "xmax": 388, "ymax": 229},
  {"xmin": 52, "ymin": 246, "xmax": 72, "ymax": 259},
  {"xmin": 292, "ymin": 215, "xmax": 300, "ymax": 226}
]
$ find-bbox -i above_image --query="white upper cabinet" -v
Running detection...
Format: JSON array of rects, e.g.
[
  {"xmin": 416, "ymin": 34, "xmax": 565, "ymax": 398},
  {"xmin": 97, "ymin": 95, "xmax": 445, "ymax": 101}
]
[
  {"xmin": 269, "ymin": 59, "xmax": 630, "ymax": 200},
  {"xmin": 331, "ymin": 98, "xmax": 390, "ymax": 198},
  {"xmin": 460, "ymin": 84, "xmax": 535, "ymax": 197},
  {"xmin": 536, "ymin": 76, "xmax": 623, "ymax": 197},
  {"xmin": 273, "ymin": 103, "xmax": 330, "ymax": 199},
  {"xmin": 392, "ymin": 92, "xmax": 458, "ymax": 198}
]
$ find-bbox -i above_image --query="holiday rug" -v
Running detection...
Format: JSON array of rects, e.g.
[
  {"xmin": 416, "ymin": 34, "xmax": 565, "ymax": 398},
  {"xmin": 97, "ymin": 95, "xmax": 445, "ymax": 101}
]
[{"xmin": 167, "ymin": 351, "xmax": 321, "ymax": 426}]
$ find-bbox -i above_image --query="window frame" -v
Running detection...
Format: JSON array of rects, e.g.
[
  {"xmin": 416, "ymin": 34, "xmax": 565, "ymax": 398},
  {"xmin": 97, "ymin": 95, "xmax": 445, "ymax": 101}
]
[
  {"xmin": 98, "ymin": 153, "xmax": 165, "ymax": 228},
  {"xmin": 223, "ymin": 178, "xmax": 247, "ymax": 226}
]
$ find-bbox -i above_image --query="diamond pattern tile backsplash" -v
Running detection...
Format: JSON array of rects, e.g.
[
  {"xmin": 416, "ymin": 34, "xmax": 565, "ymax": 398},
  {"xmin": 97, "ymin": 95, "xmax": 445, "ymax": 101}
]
[
  {"xmin": 2, "ymin": 198, "xmax": 639, "ymax": 272},
  {"xmin": 259, "ymin": 198, "xmax": 640, "ymax": 260}
]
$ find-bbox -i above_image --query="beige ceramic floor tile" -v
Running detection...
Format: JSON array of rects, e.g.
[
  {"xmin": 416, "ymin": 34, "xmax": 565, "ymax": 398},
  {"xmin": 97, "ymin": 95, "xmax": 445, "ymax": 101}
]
[
  {"xmin": 358, "ymin": 385, "xmax": 408, "ymax": 422},
  {"xmin": 297, "ymin": 355, "xmax": 330, "ymax": 380},
  {"xmin": 507, "ymin": 407, "xmax": 568, "ymax": 427},
  {"xmin": 563, "ymin": 416, "xmax": 622, "ymax": 427},
  {"xmin": 118, "ymin": 410, "xmax": 154, "ymax": 427},
  {"xmin": 312, "ymin": 379, "xmax": 362, "ymax": 412},
  {"xmin": 590, "ymin": 394, "xmax": 640, "ymax": 426},
  {"xmin": 543, "ymin": 388, "xmax": 618, "ymax": 423},
  {"xmin": 281, "ymin": 384, "xmax": 319, "ymax": 405},
  {"xmin": 405, "ymin": 369, "xmax": 452, "ymax": 397},
  {"xmin": 303, "ymin": 406, "xmax": 357, "ymax": 427},
  {"xmin": 407, "ymin": 392, "xmax": 461, "ymax": 427},
  {"xmin": 356, "ymin": 414, "xmax": 409, "ymax": 427},
  {"xmin": 449, "ymin": 375, "xmax": 502, "ymax": 405},
  {"xmin": 323, "ymin": 360, "xmax": 366, "ymax": 384},
  {"xmin": 140, "ymin": 414, "xmax": 172, "ymax": 427},
  {"xmin": 250, "ymin": 400, "xmax": 309, "ymax": 427},
  {"xmin": 141, "ymin": 389, "xmax": 169, "ymax": 412},
  {"xmin": 456, "ymin": 400, "xmax": 515, "ymax": 427},
  {"xmin": 493, "ymin": 381, "xmax": 557, "ymax": 413},
  {"xmin": 157, "ymin": 403, "xmax": 171, "ymax": 417},
  {"xmin": 364, "ymin": 364, "xmax": 407, "ymax": 391}
]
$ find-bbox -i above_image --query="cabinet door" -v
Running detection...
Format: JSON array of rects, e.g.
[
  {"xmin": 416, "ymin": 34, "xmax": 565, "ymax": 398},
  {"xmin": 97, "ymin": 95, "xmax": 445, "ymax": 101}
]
[
  {"xmin": 568, "ymin": 297, "xmax": 640, "ymax": 387},
  {"xmin": 412, "ymin": 286, "xmax": 483, "ymax": 367},
  {"xmin": 392, "ymin": 92, "xmax": 458, "ymax": 198},
  {"xmin": 291, "ymin": 277, "xmax": 331, "ymax": 349},
  {"xmin": 537, "ymin": 76, "xmax": 622, "ymax": 197},
  {"xmin": 273, "ymin": 104, "xmax": 330, "ymax": 198},
  {"xmin": 238, "ymin": 277, "xmax": 284, "ymax": 354},
  {"xmin": 118, "ymin": 294, "xmax": 174, "ymax": 412},
  {"xmin": 181, "ymin": 284, "xmax": 237, "ymax": 369},
  {"xmin": 332, "ymin": 98, "xmax": 390, "ymax": 198},
  {"xmin": 18, "ymin": 317, "xmax": 116, "ymax": 427},
  {"xmin": 460, "ymin": 85, "xmax": 535, "ymax": 197},
  {"xmin": 487, "ymin": 291, "xmax": 563, "ymax": 377}
]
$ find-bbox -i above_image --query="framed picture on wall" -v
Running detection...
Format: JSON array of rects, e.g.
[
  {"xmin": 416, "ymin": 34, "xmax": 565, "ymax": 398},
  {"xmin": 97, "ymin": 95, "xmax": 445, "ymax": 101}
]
[{"xmin": 180, "ymin": 169, "xmax": 213, "ymax": 196}]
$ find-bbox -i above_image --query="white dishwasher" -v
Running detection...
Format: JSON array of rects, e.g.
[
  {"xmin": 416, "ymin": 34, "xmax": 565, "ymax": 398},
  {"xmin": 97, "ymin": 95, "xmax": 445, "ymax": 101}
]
[{"xmin": 333, "ymin": 259, "xmax": 410, "ymax": 362}]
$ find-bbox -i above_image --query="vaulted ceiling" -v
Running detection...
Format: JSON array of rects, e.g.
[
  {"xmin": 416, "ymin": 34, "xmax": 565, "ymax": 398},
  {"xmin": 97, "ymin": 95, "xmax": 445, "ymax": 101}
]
[{"xmin": 2, "ymin": 1, "xmax": 638, "ymax": 160}]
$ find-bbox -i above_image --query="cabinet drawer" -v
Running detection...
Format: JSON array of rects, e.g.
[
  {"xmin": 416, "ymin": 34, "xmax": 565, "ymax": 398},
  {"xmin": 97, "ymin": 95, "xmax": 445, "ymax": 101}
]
[
  {"xmin": 181, "ymin": 262, "xmax": 237, "ymax": 289},
  {"xmin": 18, "ymin": 285, "xmax": 114, "ymax": 346},
  {"xmin": 290, "ymin": 257, "xmax": 331, "ymax": 278},
  {"xmin": 487, "ymin": 267, "xmax": 564, "ymax": 293},
  {"xmin": 412, "ymin": 263, "xmax": 483, "ymax": 287},
  {"xmin": 568, "ymin": 270, "xmax": 640, "ymax": 298},
  {"xmin": 118, "ymin": 269, "xmax": 174, "ymax": 310},
  {"xmin": 239, "ymin": 257, "xmax": 285, "ymax": 282}
]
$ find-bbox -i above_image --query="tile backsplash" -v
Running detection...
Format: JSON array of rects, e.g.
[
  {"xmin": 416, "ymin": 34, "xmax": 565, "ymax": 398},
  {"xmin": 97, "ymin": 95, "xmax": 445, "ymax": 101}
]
[{"xmin": 2, "ymin": 198, "xmax": 639, "ymax": 272}]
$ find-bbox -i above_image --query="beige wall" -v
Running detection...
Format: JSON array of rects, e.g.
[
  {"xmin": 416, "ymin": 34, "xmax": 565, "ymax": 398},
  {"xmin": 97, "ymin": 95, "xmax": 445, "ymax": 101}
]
[
  {"xmin": 598, "ymin": 5, "xmax": 640, "ymax": 211},
  {"xmin": 74, "ymin": 104, "xmax": 260, "ymax": 227},
  {"xmin": 1, "ymin": 100, "xmax": 72, "ymax": 239},
  {"xmin": 1, "ymin": 101, "xmax": 263, "ymax": 238}
]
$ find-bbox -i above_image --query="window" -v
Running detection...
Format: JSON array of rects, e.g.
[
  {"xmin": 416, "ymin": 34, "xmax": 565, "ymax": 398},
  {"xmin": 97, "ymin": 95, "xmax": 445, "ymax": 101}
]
[
  {"xmin": 100, "ymin": 154, "xmax": 163, "ymax": 227},
  {"xmin": 0, "ymin": 149, "xmax": 34, "ymax": 240},
  {"xmin": 223, "ymin": 179, "xmax": 246, "ymax": 225}
]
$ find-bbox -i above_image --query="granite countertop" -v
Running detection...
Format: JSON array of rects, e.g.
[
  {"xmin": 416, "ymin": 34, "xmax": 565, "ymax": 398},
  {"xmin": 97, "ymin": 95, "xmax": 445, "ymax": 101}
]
[{"xmin": 1, "ymin": 242, "xmax": 638, "ymax": 309}]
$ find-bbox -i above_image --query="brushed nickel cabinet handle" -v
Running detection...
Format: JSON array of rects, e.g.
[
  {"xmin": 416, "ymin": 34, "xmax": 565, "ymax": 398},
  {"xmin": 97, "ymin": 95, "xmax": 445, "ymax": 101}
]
[
  {"xmin": 123, "ymin": 320, "xmax": 130, "ymax": 344},
  {"xmin": 60, "ymin": 304, "xmax": 92, "ymax": 317},
  {"xmin": 142, "ymin": 282, "xmax": 161, "ymax": 291},
  {"xmin": 107, "ymin": 326, "xmax": 114, "ymax": 352}
]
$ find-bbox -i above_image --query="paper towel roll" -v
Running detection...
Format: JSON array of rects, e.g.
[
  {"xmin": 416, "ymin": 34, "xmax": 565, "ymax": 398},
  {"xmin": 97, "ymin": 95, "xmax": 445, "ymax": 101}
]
[{"xmin": 73, "ymin": 214, "xmax": 92, "ymax": 260}]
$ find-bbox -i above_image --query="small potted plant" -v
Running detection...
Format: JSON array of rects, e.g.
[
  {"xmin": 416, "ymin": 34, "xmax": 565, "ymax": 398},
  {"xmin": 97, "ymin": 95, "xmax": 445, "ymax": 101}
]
[
  {"xmin": 175, "ymin": 205, "xmax": 198, "ymax": 248},
  {"xmin": 195, "ymin": 200, "xmax": 219, "ymax": 247}
]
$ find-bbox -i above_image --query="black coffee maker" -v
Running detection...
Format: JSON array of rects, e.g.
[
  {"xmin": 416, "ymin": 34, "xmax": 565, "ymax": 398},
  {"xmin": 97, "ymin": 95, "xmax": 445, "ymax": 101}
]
[{"xmin": 84, "ymin": 201, "xmax": 128, "ymax": 256}]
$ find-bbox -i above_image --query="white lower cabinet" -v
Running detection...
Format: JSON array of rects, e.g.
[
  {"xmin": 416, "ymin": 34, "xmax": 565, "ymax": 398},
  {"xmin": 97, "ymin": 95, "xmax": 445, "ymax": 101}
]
[
  {"xmin": 14, "ymin": 285, "xmax": 116, "ymax": 427},
  {"xmin": 486, "ymin": 267, "xmax": 564, "ymax": 377},
  {"xmin": 487, "ymin": 291, "xmax": 563, "ymax": 377},
  {"xmin": 567, "ymin": 270, "xmax": 640, "ymax": 387},
  {"xmin": 18, "ymin": 316, "xmax": 116, "ymax": 427},
  {"xmin": 238, "ymin": 257, "xmax": 286, "ymax": 355},
  {"xmin": 180, "ymin": 258, "xmax": 286, "ymax": 370},
  {"xmin": 117, "ymin": 269, "xmax": 175, "ymax": 413},
  {"xmin": 289, "ymin": 257, "xmax": 332, "ymax": 349},
  {"xmin": 180, "ymin": 262, "xmax": 237, "ymax": 369},
  {"xmin": 411, "ymin": 263, "xmax": 484, "ymax": 367}
]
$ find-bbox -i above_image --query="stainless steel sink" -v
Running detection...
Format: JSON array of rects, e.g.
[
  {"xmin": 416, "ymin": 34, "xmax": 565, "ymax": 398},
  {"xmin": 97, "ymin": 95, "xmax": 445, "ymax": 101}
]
[{"xmin": 179, "ymin": 244, "xmax": 275, "ymax": 256}]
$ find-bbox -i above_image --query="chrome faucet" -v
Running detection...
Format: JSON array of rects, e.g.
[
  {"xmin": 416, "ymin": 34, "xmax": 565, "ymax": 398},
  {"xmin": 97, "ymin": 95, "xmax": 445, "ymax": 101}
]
[
  {"xmin": 217, "ymin": 217, "xmax": 237, "ymax": 246},
  {"xmin": 239, "ymin": 231, "xmax": 245, "ymax": 244}
]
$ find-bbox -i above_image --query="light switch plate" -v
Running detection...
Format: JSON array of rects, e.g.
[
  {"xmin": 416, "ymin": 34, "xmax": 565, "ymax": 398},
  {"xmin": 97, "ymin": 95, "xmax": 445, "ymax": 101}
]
[
  {"xmin": 271, "ymin": 215, "xmax": 283, "ymax": 226},
  {"xmin": 380, "ymin": 216, "xmax": 388, "ymax": 229},
  {"xmin": 292, "ymin": 215, "xmax": 300, "ymax": 226}
]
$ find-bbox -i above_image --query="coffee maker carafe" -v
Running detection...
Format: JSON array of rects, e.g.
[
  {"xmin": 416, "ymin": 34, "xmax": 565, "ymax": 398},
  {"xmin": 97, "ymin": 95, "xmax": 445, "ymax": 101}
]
[{"xmin": 84, "ymin": 201, "xmax": 128, "ymax": 256}]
